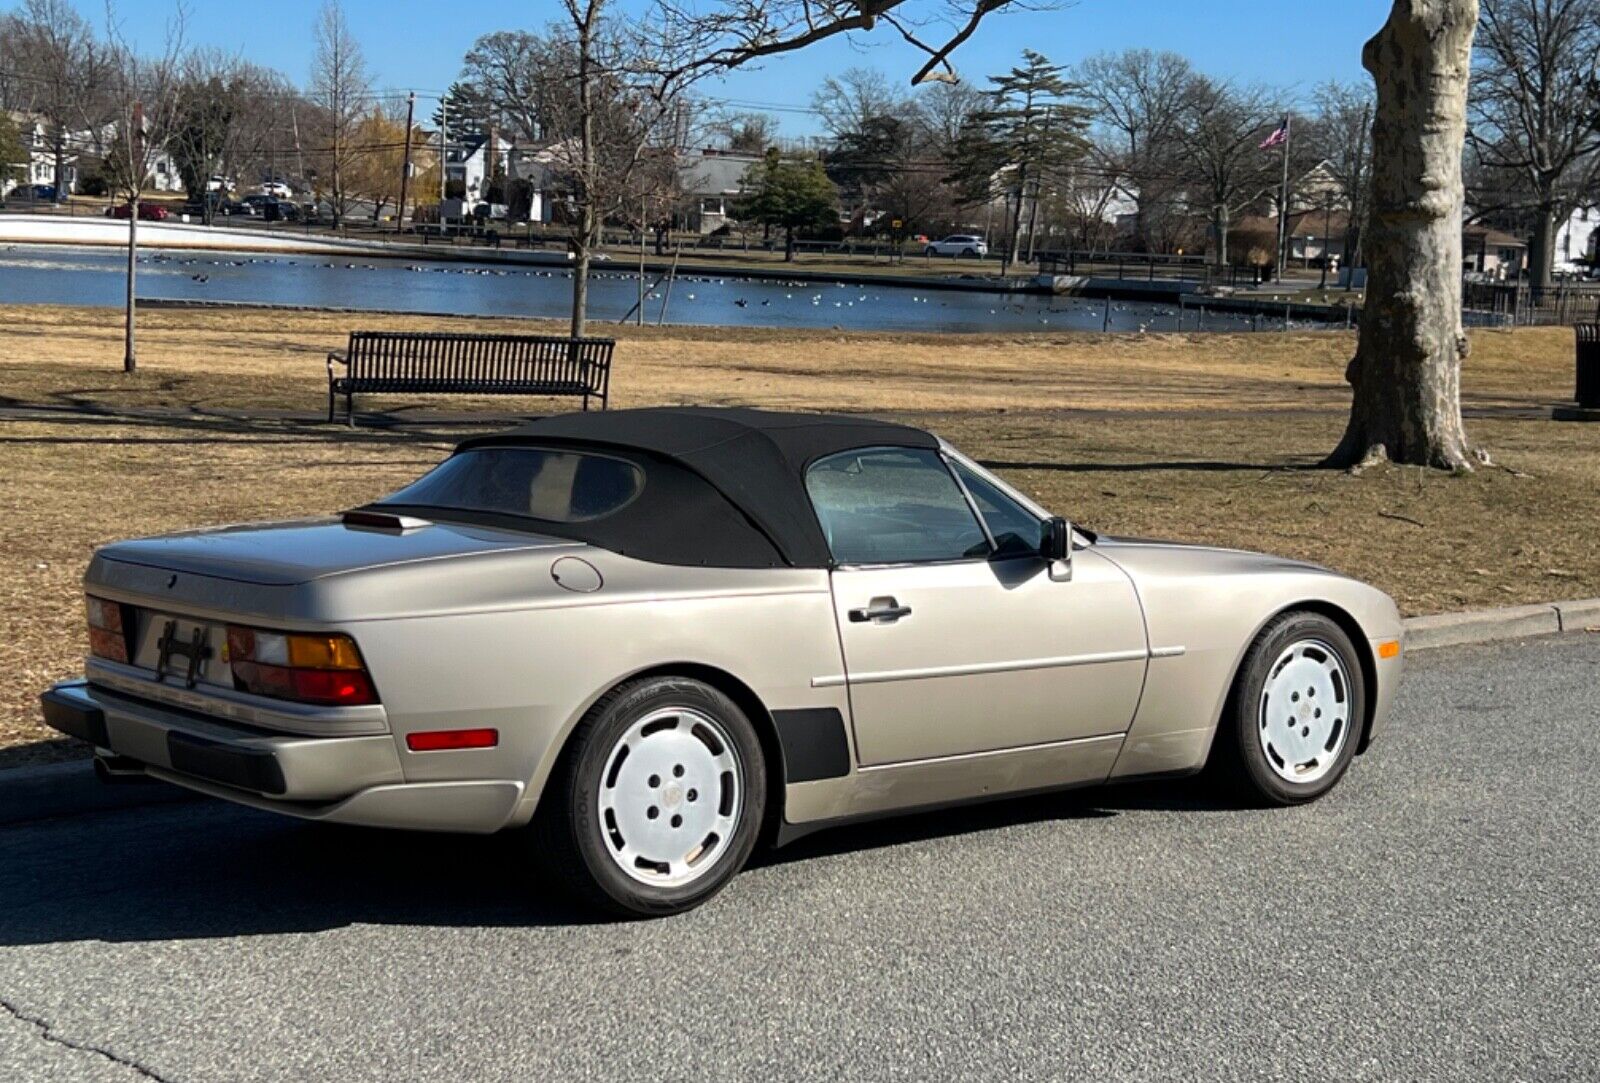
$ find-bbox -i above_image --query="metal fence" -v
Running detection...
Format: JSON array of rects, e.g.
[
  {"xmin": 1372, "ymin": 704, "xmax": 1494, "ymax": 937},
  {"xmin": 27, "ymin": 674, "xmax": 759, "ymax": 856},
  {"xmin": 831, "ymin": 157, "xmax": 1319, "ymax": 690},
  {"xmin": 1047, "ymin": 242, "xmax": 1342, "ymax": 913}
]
[
  {"xmin": 1462, "ymin": 281, "xmax": 1600, "ymax": 327},
  {"xmin": 1035, "ymin": 250, "xmax": 1267, "ymax": 288}
]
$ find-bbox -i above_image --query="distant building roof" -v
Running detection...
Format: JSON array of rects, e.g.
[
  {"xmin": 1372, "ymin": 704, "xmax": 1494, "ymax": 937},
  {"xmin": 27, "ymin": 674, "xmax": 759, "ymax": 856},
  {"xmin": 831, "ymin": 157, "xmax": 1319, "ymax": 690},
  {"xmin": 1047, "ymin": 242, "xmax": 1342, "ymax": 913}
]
[
  {"xmin": 679, "ymin": 150, "xmax": 760, "ymax": 197},
  {"xmin": 1465, "ymin": 225, "xmax": 1527, "ymax": 248}
]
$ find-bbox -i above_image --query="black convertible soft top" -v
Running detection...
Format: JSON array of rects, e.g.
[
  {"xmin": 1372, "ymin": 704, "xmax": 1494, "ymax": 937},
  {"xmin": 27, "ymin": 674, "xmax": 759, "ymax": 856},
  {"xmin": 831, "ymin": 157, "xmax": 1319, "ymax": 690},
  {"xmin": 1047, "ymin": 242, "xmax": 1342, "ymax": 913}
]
[{"xmin": 443, "ymin": 407, "xmax": 940, "ymax": 568}]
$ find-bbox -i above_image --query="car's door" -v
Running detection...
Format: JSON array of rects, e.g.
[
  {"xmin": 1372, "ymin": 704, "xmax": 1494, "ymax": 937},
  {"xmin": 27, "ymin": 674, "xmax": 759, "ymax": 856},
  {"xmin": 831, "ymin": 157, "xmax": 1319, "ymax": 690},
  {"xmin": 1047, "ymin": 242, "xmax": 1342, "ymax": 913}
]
[{"xmin": 807, "ymin": 447, "xmax": 1147, "ymax": 767}]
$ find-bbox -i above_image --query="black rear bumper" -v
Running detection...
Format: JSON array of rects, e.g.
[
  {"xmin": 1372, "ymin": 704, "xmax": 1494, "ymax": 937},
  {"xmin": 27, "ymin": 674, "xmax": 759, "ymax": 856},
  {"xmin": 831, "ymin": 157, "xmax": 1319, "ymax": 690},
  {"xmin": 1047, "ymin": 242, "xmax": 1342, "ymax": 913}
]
[
  {"xmin": 40, "ymin": 685, "xmax": 110, "ymax": 747},
  {"xmin": 40, "ymin": 682, "xmax": 285, "ymax": 795}
]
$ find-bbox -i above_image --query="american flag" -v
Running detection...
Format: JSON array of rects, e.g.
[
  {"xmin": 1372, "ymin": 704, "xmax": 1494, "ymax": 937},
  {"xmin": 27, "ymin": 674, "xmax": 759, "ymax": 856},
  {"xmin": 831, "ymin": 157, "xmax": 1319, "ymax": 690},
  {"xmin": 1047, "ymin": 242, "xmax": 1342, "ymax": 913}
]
[{"xmin": 1259, "ymin": 118, "xmax": 1291, "ymax": 150}]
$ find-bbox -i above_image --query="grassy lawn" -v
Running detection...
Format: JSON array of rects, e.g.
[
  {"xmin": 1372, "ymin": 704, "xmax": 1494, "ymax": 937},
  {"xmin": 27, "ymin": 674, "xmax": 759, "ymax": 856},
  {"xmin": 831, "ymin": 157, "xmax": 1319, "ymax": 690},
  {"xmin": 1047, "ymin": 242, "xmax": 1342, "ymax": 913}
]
[{"xmin": 1, "ymin": 304, "xmax": 1594, "ymax": 762}]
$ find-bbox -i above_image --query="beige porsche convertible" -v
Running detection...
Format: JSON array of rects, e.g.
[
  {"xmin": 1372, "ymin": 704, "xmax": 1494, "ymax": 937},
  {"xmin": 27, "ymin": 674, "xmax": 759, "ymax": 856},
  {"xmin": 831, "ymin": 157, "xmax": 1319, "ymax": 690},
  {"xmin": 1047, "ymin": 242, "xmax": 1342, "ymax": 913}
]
[{"xmin": 42, "ymin": 408, "xmax": 1403, "ymax": 916}]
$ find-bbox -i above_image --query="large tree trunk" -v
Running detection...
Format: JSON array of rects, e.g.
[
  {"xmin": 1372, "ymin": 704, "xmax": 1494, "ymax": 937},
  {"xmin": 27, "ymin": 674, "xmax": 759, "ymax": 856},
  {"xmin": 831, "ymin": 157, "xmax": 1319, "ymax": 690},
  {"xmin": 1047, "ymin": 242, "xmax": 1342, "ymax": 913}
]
[
  {"xmin": 1527, "ymin": 199, "xmax": 1557, "ymax": 291},
  {"xmin": 1326, "ymin": 0, "xmax": 1481, "ymax": 471},
  {"xmin": 1212, "ymin": 203, "xmax": 1229, "ymax": 268}
]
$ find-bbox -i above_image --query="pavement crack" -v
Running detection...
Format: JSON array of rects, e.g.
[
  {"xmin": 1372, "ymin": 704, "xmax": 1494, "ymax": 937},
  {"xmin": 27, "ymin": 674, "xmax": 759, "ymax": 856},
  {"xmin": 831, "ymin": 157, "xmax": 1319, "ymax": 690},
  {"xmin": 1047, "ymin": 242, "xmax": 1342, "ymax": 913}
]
[{"xmin": 0, "ymin": 996, "xmax": 175, "ymax": 1082}]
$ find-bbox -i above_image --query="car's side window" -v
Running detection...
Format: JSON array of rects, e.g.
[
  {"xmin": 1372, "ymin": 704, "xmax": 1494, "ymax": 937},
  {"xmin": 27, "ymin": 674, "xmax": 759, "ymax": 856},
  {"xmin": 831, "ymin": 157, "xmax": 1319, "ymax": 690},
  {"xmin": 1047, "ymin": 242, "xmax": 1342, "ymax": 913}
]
[
  {"xmin": 806, "ymin": 448, "xmax": 991, "ymax": 565},
  {"xmin": 951, "ymin": 460, "xmax": 1043, "ymax": 557}
]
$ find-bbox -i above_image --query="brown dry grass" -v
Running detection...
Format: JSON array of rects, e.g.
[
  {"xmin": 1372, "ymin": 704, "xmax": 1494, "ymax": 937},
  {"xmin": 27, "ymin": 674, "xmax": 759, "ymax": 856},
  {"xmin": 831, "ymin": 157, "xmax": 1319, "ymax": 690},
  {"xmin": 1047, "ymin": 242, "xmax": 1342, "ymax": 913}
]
[{"xmin": 2, "ymin": 303, "xmax": 1595, "ymax": 763}]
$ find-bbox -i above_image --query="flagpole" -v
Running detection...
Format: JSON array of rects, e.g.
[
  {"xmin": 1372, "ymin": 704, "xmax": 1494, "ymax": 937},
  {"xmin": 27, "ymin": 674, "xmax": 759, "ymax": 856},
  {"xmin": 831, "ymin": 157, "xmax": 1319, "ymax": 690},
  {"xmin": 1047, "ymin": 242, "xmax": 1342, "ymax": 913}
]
[{"xmin": 1275, "ymin": 115, "xmax": 1291, "ymax": 282}]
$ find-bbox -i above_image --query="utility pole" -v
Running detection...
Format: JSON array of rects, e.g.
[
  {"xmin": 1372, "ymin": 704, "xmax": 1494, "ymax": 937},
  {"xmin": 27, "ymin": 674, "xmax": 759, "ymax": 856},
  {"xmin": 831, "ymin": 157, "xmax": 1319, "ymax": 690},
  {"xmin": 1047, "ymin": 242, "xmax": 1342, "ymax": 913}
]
[
  {"xmin": 124, "ymin": 100, "xmax": 143, "ymax": 374},
  {"xmin": 291, "ymin": 104, "xmax": 307, "ymax": 205},
  {"xmin": 439, "ymin": 99, "xmax": 448, "ymax": 204},
  {"xmin": 397, "ymin": 91, "xmax": 415, "ymax": 235}
]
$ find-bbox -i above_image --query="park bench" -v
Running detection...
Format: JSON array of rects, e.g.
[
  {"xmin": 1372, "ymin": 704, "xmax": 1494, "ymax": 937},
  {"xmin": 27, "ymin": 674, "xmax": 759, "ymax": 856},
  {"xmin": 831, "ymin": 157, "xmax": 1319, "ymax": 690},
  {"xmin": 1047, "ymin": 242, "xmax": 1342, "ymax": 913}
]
[{"xmin": 326, "ymin": 331, "xmax": 614, "ymax": 425}]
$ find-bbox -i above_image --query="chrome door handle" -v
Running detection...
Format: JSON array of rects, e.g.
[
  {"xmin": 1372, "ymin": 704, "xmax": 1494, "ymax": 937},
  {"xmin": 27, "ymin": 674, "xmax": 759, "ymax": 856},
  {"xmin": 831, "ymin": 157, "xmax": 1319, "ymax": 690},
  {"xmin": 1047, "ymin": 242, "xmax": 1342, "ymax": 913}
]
[{"xmin": 849, "ymin": 598, "xmax": 912, "ymax": 623}]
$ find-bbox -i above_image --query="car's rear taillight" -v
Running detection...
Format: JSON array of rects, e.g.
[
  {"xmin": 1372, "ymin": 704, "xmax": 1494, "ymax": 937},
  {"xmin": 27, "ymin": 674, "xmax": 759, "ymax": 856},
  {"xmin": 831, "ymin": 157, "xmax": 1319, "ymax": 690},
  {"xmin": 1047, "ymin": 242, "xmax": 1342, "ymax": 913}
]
[
  {"xmin": 85, "ymin": 595, "xmax": 130, "ymax": 663},
  {"xmin": 225, "ymin": 625, "xmax": 379, "ymax": 706}
]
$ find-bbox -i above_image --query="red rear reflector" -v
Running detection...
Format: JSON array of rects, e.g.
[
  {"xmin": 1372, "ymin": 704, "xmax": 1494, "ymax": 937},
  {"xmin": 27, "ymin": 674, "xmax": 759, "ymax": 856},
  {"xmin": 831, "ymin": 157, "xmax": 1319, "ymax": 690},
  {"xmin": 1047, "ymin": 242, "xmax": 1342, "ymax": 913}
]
[{"xmin": 406, "ymin": 728, "xmax": 499, "ymax": 752}]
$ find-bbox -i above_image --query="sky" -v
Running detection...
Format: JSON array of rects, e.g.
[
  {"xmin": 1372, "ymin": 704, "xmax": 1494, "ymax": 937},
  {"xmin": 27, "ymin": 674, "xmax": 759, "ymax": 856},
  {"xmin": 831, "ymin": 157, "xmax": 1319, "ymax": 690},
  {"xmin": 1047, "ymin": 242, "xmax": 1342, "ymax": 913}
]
[{"xmin": 20, "ymin": 0, "xmax": 1391, "ymax": 135}]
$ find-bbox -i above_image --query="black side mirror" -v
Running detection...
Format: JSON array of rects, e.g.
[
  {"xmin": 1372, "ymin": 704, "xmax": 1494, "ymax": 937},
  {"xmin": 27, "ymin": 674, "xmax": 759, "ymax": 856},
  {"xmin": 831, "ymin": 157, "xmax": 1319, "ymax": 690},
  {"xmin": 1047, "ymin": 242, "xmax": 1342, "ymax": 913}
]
[{"xmin": 1041, "ymin": 516, "xmax": 1072, "ymax": 562}]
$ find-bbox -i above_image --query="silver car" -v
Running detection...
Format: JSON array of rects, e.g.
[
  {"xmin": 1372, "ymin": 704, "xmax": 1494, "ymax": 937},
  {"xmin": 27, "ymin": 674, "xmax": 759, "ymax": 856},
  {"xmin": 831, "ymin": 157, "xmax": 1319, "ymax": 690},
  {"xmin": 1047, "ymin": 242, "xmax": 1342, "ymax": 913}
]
[
  {"xmin": 924, "ymin": 234, "xmax": 988, "ymax": 258},
  {"xmin": 41, "ymin": 408, "xmax": 1403, "ymax": 916}
]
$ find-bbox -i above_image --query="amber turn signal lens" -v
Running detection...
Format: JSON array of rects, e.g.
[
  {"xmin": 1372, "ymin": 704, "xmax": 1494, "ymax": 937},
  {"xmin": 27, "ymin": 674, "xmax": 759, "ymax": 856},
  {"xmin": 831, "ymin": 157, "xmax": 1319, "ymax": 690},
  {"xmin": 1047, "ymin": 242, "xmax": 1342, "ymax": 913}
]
[
  {"xmin": 1378, "ymin": 640, "xmax": 1401, "ymax": 659},
  {"xmin": 286, "ymin": 634, "xmax": 365, "ymax": 670}
]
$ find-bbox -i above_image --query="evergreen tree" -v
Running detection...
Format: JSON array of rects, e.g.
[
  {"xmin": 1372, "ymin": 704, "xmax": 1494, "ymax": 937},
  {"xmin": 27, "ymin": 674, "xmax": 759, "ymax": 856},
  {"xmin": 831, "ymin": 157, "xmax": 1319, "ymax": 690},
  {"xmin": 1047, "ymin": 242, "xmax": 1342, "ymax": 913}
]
[
  {"xmin": 949, "ymin": 50, "xmax": 1091, "ymax": 269},
  {"xmin": 737, "ymin": 150, "xmax": 838, "ymax": 261}
]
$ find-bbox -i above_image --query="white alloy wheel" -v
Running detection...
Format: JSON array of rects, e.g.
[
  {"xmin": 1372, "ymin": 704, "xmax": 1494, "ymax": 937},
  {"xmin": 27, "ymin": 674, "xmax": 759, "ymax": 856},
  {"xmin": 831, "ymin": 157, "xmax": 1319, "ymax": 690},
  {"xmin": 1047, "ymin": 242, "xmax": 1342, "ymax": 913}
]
[
  {"xmin": 596, "ymin": 707, "xmax": 743, "ymax": 888},
  {"xmin": 1256, "ymin": 639, "xmax": 1352, "ymax": 784}
]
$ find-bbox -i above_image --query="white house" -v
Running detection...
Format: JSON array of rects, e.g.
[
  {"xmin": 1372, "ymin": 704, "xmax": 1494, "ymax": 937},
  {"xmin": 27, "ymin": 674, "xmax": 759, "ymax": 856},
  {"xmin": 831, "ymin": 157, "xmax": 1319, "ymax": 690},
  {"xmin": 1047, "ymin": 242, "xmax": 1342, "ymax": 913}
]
[
  {"xmin": 445, "ymin": 134, "xmax": 512, "ymax": 206},
  {"xmin": 5, "ymin": 118, "xmax": 78, "ymax": 195},
  {"xmin": 1555, "ymin": 205, "xmax": 1598, "ymax": 271}
]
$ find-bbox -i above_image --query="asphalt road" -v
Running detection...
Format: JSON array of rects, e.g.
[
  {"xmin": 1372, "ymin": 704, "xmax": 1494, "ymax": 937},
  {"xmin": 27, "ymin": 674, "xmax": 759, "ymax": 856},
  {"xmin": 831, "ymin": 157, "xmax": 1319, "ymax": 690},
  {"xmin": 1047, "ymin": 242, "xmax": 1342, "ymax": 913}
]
[{"xmin": 1, "ymin": 635, "xmax": 1597, "ymax": 1082}]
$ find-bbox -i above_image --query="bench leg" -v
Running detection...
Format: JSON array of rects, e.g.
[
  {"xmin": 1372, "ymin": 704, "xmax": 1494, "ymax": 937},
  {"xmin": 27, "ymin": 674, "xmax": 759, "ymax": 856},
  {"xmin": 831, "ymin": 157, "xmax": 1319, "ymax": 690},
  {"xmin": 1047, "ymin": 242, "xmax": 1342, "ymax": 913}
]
[
  {"xmin": 582, "ymin": 392, "xmax": 590, "ymax": 412},
  {"xmin": 347, "ymin": 391, "xmax": 355, "ymax": 428}
]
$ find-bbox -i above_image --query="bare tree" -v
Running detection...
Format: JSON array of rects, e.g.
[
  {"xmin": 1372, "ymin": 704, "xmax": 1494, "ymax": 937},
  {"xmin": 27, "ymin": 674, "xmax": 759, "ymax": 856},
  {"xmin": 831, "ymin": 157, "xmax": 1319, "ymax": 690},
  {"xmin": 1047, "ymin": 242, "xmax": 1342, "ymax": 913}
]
[
  {"xmin": 1327, "ymin": 0, "xmax": 1481, "ymax": 471},
  {"xmin": 1309, "ymin": 80, "xmax": 1376, "ymax": 271},
  {"xmin": 812, "ymin": 67, "xmax": 908, "ymax": 139},
  {"xmin": 710, "ymin": 111, "xmax": 777, "ymax": 154},
  {"xmin": 459, "ymin": 31, "xmax": 562, "ymax": 145},
  {"xmin": 652, "ymin": 0, "xmax": 1027, "ymax": 87},
  {"xmin": 8, "ymin": 0, "xmax": 106, "ymax": 200},
  {"xmin": 309, "ymin": 0, "xmax": 370, "ymax": 226},
  {"xmin": 529, "ymin": 2, "xmax": 703, "ymax": 337},
  {"xmin": 1469, "ymin": 0, "xmax": 1600, "ymax": 288},
  {"xmin": 1076, "ymin": 49, "xmax": 1194, "ymax": 251},
  {"xmin": 102, "ymin": 2, "xmax": 187, "ymax": 373},
  {"xmin": 1174, "ymin": 78, "xmax": 1282, "ymax": 267}
]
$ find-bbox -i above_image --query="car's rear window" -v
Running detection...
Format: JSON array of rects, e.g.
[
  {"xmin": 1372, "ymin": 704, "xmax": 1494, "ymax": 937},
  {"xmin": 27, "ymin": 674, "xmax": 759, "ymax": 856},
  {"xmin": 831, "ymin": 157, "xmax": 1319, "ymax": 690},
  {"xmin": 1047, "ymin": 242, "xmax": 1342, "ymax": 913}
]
[{"xmin": 378, "ymin": 447, "xmax": 644, "ymax": 523}]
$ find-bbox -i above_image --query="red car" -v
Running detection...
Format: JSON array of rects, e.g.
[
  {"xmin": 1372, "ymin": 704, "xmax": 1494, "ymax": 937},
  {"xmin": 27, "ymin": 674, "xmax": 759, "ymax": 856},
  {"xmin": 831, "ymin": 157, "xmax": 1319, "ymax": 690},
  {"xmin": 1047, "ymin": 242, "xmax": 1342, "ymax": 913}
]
[{"xmin": 107, "ymin": 202, "xmax": 170, "ymax": 221}]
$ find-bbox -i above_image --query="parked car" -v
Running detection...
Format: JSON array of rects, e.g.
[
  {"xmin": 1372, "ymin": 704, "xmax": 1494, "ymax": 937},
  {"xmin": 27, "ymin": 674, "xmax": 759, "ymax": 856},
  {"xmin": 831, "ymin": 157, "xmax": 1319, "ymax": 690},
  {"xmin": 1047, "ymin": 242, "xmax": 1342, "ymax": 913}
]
[
  {"xmin": 925, "ymin": 234, "xmax": 988, "ymax": 258},
  {"xmin": 259, "ymin": 181, "xmax": 294, "ymax": 199},
  {"xmin": 19, "ymin": 184, "xmax": 58, "ymax": 201},
  {"xmin": 184, "ymin": 193, "xmax": 245, "ymax": 218},
  {"xmin": 39, "ymin": 408, "xmax": 1403, "ymax": 917},
  {"xmin": 107, "ymin": 202, "xmax": 171, "ymax": 221},
  {"xmin": 261, "ymin": 199, "xmax": 300, "ymax": 222}
]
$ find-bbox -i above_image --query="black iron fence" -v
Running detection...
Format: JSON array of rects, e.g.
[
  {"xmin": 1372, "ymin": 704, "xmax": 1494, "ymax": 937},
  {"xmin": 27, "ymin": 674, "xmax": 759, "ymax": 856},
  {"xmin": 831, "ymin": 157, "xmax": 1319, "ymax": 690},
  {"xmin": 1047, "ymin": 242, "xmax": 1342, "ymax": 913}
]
[
  {"xmin": 1035, "ymin": 249, "xmax": 1270, "ymax": 288},
  {"xmin": 1463, "ymin": 281, "xmax": 1600, "ymax": 327}
]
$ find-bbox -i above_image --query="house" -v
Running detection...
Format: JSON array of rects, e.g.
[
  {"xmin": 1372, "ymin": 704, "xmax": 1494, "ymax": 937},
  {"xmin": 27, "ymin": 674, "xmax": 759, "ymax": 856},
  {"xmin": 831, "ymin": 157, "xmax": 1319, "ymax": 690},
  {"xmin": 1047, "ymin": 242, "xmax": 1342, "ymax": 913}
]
[
  {"xmin": 445, "ymin": 133, "xmax": 511, "ymax": 206},
  {"xmin": 1464, "ymin": 225, "xmax": 1528, "ymax": 277},
  {"xmin": 6, "ymin": 117, "xmax": 79, "ymax": 195},
  {"xmin": 506, "ymin": 141, "xmax": 565, "ymax": 223},
  {"xmin": 1555, "ymin": 206, "xmax": 1598, "ymax": 270},
  {"xmin": 677, "ymin": 149, "xmax": 760, "ymax": 233},
  {"xmin": 1282, "ymin": 208, "xmax": 1352, "ymax": 265}
]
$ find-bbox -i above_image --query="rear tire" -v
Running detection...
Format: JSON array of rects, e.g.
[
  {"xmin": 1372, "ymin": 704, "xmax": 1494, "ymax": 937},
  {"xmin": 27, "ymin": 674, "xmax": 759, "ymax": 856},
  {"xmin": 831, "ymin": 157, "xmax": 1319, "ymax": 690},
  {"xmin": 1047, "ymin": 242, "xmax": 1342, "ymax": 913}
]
[
  {"xmin": 1212, "ymin": 611, "xmax": 1366, "ymax": 806},
  {"xmin": 533, "ymin": 677, "xmax": 766, "ymax": 918}
]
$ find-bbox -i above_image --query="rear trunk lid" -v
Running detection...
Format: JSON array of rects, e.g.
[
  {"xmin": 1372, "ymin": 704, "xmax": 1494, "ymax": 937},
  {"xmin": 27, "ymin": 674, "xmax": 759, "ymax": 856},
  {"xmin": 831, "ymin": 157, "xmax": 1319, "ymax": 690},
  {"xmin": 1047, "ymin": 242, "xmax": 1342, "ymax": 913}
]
[
  {"xmin": 86, "ymin": 516, "xmax": 584, "ymax": 626},
  {"xmin": 95, "ymin": 517, "xmax": 563, "ymax": 586}
]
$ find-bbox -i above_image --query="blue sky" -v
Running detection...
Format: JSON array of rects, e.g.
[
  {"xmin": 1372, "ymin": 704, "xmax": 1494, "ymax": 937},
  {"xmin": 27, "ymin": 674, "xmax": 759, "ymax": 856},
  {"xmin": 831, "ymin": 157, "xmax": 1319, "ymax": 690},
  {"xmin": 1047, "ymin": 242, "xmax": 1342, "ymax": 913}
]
[{"xmin": 48, "ymin": 0, "xmax": 1389, "ymax": 134}]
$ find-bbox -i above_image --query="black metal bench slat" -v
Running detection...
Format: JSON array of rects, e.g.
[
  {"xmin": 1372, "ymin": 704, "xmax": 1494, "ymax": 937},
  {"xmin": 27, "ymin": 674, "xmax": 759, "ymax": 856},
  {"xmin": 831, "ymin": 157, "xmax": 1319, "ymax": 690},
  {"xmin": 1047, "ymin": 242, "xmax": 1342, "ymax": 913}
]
[{"xmin": 327, "ymin": 331, "xmax": 614, "ymax": 424}]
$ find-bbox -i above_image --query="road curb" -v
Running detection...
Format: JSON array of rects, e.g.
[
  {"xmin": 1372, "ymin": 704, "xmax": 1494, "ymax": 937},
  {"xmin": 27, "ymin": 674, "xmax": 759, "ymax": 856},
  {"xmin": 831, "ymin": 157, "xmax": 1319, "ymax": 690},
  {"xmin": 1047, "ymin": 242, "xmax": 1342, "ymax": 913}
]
[
  {"xmin": 0, "ymin": 760, "xmax": 201, "ymax": 828},
  {"xmin": 1402, "ymin": 597, "xmax": 1600, "ymax": 650},
  {"xmin": 2, "ymin": 597, "xmax": 1595, "ymax": 826}
]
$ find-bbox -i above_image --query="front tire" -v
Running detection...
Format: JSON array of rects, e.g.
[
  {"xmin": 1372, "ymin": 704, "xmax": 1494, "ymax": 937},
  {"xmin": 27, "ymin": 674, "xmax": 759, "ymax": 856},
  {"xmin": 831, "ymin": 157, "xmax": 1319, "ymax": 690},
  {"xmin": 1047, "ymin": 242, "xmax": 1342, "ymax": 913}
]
[
  {"xmin": 534, "ymin": 677, "xmax": 766, "ymax": 917},
  {"xmin": 1213, "ymin": 611, "xmax": 1366, "ymax": 806}
]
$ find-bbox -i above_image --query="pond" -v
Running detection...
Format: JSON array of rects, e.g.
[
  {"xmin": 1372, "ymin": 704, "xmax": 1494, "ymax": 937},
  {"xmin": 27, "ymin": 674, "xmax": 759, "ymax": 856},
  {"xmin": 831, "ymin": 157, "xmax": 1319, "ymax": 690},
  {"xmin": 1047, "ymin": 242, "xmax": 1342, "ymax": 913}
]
[{"xmin": 0, "ymin": 244, "xmax": 1335, "ymax": 334}]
